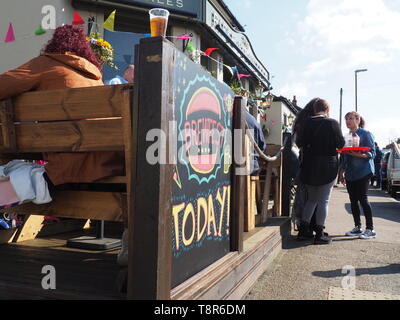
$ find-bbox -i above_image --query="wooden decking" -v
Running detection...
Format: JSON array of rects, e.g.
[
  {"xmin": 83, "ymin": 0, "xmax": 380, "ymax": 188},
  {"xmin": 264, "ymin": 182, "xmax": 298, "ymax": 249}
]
[{"xmin": 0, "ymin": 230, "xmax": 124, "ymax": 300}]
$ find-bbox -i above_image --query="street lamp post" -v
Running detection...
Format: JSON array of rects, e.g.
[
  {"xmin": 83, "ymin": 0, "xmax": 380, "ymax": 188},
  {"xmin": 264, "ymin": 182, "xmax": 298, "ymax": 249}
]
[
  {"xmin": 355, "ymin": 69, "xmax": 368, "ymax": 112},
  {"xmin": 340, "ymin": 88, "xmax": 343, "ymax": 130}
]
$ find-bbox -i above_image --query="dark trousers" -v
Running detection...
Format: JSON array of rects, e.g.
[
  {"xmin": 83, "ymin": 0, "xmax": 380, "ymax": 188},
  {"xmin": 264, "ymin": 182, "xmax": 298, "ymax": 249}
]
[
  {"xmin": 371, "ymin": 164, "xmax": 382, "ymax": 187},
  {"xmin": 346, "ymin": 174, "xmax": 374, "ymax": 230}
]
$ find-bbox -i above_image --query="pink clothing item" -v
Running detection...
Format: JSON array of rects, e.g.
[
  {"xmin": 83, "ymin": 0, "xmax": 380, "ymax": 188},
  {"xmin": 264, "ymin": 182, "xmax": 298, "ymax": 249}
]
[{"xmin": 0, "ymin": 180, "xmax": 20, "ymax": 207}]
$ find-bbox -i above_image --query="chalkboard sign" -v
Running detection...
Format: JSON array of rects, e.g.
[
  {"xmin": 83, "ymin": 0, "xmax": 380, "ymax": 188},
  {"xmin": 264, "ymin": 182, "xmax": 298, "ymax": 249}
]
[{"xmin": 172, "ymin": 50, "xmax": 234, "ymax": 287}]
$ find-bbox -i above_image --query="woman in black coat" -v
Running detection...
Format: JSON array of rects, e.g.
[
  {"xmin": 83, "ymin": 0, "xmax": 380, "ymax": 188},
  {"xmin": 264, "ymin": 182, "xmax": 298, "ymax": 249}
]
[{"xmin": 294, "ymin": 98, "xmax": 345, "ymax": 244}]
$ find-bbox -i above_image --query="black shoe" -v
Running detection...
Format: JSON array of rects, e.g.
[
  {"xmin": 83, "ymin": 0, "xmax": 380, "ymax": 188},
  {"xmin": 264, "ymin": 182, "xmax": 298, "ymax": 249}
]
[
  {"xmin": 312, "ymin": 224, "xmax": 329, "ymax": 237},
  {"xmin": 314, "ymin": 225, "xmax": 332, "ymax": 245},
  {"xmin": 297, "ymin": 221, "xmax": 314, "ymax": 241}
]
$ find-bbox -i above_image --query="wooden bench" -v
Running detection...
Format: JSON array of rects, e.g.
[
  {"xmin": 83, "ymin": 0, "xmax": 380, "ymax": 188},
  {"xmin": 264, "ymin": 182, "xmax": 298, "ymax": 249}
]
[{"xmin": 0, "ymin": 84, "xmax": 134, "ymax": 234}]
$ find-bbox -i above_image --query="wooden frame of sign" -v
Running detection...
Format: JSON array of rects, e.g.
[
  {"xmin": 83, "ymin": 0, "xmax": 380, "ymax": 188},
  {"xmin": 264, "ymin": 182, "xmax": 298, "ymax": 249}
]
[{"xmin": 127, "ymin": 37, "xmax": 244, "ymax": 300}]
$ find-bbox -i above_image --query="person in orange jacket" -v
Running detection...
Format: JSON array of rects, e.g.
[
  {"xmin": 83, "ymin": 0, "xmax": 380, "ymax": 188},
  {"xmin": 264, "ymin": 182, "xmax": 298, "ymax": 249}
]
[{"xmin": 0, "ymin": 25, "xmax": 125, "ymax": 187}]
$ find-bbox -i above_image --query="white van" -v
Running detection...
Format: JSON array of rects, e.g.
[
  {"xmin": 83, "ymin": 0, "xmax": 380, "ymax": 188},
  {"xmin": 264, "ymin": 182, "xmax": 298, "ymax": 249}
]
[{"xmin": 387, "ymin": 143, "xmax": 400, "ymax": 197}]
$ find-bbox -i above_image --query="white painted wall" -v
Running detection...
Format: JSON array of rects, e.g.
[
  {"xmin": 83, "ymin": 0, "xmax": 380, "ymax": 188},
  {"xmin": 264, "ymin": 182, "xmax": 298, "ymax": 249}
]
[
  {"xmin": 210, "ymin": 51, "xmax": 224, "ymax": 83},
  {"xmin": 0, "ymin": 0, "xmax": 102, "ymax": 73},
  {"xmin": 261, "ymin": 100, "xmax": 296, "ymax": 146}
]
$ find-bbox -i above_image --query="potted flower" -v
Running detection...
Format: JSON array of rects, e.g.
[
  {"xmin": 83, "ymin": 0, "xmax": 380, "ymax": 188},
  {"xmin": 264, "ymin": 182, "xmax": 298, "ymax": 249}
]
[{"xmin": 86, "ymin": 33, "xmax": 118, "ymax": 70}]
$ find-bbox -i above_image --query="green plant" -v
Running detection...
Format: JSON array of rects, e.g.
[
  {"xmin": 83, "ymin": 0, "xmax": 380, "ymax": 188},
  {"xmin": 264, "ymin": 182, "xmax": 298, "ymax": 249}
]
[
  {"xmin": 87, "ymin": 33, "xmax": 117, "ymax": 70},
  {"xmin": 230, "ymin": 79, "xmax": 249, "ymax": 97}
]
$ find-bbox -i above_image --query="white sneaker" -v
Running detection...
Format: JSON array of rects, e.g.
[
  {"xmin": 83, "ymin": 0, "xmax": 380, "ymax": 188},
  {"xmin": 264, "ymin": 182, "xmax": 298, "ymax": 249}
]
[
  {"xmin": 117, "ymin": 228, "xmax": 128, "ymax": 266},
  {"xmin": 359, "ymin": 229, "xmax": 377, "ymax": 240},
  {"xmin": 345, "ymin": 226, "xmax": 363, "ymax": 237}
]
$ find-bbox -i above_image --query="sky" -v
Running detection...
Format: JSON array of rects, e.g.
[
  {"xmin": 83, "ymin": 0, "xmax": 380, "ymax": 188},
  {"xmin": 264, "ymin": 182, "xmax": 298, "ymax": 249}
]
[{"xmin": 224, "ymin": 0, "xmax": 400, "ymax": 148}]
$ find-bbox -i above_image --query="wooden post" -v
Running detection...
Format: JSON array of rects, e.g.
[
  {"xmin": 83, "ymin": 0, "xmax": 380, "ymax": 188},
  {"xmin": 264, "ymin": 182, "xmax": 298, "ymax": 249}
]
[
  {"xmin": 231, "ymin": 97, "xmax": 245, "ymax": 253},
  {"xmin": 127, "ymin": 37, "xmax": 174, "ymax": 300},
  {"xmin": 0, "ymin": 99, "xmax": 17, "ymax": 152},
  {"xmin": 244, "ymin": 133, "xmax": 256, "ymax": 232},
  {"xmin": 273, "ymin": 171, "xmax": 282, "ymax": 217},
  {"xmin": 281, "ymin": 133, "xmax": 292, "ymax": 217},
  {"xmin": 261, "ymin": 163, "xmax": 273, "ymax": 222}
]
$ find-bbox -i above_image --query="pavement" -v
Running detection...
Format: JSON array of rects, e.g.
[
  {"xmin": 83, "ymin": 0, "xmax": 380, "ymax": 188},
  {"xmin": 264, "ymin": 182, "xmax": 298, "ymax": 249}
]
[{"xmin": 245, "ymin": 186, "xmax": 400, "ymax": 300}]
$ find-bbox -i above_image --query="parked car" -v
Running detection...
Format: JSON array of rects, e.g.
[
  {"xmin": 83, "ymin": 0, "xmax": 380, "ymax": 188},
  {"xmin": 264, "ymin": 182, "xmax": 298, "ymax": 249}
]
[
  {"xmin": 381, "ymin": 151, "xmax": 390, "ymax": 191},
  {"xmin": 387, "ymin": 143, "xmax": 400, "ymax": 197}
]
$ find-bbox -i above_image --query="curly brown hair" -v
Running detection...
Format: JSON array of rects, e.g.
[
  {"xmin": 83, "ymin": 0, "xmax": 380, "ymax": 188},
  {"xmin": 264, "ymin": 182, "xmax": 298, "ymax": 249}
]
[{"xmin": 42, "ymin": 25, "xmax": 101, "ymax": 69}]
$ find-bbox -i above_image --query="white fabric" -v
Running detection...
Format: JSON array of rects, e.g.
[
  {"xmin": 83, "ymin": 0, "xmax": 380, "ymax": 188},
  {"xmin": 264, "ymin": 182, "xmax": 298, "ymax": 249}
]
[
  {"xmin": 105, "ymin": 75, "xmax": 128, "ymax": 85},
  {"xmin": 0, "ymin": 160, "xmax": 52, "ymax": 205}
]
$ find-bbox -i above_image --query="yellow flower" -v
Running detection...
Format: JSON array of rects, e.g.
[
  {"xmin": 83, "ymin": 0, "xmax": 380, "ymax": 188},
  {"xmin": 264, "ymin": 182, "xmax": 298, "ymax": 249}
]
[{"xmin": 86, "ymin": 33, "xmax": 117, "ymax": 70}]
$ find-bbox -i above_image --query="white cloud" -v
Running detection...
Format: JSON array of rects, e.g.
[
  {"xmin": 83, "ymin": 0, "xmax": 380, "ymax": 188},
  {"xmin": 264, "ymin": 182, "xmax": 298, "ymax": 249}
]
[
  {"xmin": 277, "ymin": 82, "xmax": 309, "ymax": 101},
  {"xmin": 314, "ymin": 80, "xmax": 327, "ymax": 86},
  {"xmin": 303, "ymin": 58, "xmax": 332, "ymax": 76},
  {"xmin": 366, "ymin": 117, "xmax": 400, "ymax": 146},
  {"xmin": 237, "ymin": 0, "xmax": 252, "ymax": 9},
  {"xmin": 298, "ymin": 0, "xmax": 400, "ymax": 75}
]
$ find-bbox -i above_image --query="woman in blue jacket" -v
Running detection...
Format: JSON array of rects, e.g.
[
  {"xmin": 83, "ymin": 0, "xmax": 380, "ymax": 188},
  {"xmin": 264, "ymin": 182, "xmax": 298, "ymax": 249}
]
[{"xmin": 339, "ymin": 112, "xmax": 376, "ymax": 239}]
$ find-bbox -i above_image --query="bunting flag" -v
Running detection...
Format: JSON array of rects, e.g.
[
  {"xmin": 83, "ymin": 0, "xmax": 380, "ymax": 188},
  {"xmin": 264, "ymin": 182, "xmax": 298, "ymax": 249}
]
[
  {"xmin": 144, "ymin": 33, "xmax": 151, "ymax": 38},
  {"xmin": 176, "ymin": 34, "xmax": 192, "ymax": 40},
  {"xmin": 34, "ymin": 25, "xmax": 46, "ymax": 36},
  {"xmin": 238, "ymin": 74, "xmax": 251, "ymax": 79},
  {"xmin": 103, "ymin": 10, "xmax": 116, "ymax": 31},
  {"xmin": 204, "ymin": 48, "xmax": 219, "ymax": 56},
  {"xmin": 231, "ymin": 66, "xmax": 238, "ymax": 74},
  {"xmin": 186, "ymin": 41, "xmax": 194, "ymax": 52},
  {"xmin": 4, "ymin": 23, "xmax": 15, "ymax": 43},
  {"xmin": 224, "ymin": 64, "xmax": 234, "ymax": 77},
  {"xmin": 72, "ymin": 12, "xmax": 85, "ymax": 25}
]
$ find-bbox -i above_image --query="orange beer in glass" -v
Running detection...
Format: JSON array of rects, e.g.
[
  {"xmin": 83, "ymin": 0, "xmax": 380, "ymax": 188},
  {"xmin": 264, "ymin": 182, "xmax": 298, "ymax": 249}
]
[{"xmin": 149, "ymin": 8, "xmax": 170, "ymax": 37}]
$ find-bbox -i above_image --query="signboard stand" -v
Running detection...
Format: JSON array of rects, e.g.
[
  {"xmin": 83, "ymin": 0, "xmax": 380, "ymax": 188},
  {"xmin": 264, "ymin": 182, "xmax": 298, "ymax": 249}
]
[
  {"xmin": 127, "ymin": 37, "xmax": 241, "ymax": 299},
  {"xmin": 128, "ymin": 37, "xmax": 174, "ymax": 300}
]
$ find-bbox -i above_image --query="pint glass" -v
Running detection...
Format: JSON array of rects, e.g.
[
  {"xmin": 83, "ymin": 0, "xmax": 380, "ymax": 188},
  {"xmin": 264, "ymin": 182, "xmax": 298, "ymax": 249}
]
[{"xmin": 149, "ymin": 8, "xmax": 170, "ymax": 38}]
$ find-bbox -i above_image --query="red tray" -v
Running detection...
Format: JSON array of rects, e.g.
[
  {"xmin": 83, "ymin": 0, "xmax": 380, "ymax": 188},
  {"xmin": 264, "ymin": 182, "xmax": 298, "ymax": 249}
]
[{"xmin": 337, "ymin": 147, "xmax": 371, "ymax": 153}]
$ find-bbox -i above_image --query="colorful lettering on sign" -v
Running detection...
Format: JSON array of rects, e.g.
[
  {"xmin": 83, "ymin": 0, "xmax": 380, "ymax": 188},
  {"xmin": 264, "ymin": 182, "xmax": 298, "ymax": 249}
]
[{"xmin": 172, "ymin": 186, "xmax": 230, "ymax": 255}]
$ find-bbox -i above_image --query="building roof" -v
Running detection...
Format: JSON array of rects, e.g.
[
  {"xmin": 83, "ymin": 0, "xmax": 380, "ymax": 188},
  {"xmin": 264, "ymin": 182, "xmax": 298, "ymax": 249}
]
[
  {"xmin": 273, "ymin": 96, "xmax": 301, "ymax": 115},
  {"xmin": 216, "ymin": 0, "xmax": 246, "ymax": 32}
]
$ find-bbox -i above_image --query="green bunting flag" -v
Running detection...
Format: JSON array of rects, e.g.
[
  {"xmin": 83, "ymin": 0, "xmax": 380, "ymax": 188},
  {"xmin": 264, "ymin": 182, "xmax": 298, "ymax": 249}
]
[{"xmin": 35, "ymin": 25, "xmax": 46, "ymax": 36}]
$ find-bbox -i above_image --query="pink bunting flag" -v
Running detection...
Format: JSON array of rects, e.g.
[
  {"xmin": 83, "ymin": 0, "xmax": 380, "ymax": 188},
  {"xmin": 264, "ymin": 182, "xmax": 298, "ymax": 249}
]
[
  {"xmin": 4, "ymin": 23, "xmax": 15, "ymax": 43},
  {"xmin": 72, "ymin": 12, "xmax": 85, "ymax": 25},
  {"xmin": 176, "ymin": 34, "xmax": 192, "ymax": 40},
  {"xmin": 204, "ymin": 48, "xmax": 219, "ymax": 56},
  {"xmin": 238, "ymin": 74, "xmax": 251, "ymax": 79}
]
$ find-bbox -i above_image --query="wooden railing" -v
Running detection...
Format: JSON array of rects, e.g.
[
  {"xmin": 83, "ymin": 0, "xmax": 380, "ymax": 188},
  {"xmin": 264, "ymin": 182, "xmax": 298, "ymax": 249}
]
[
  {"xmin": 245, "ymin": 128, "xmax": 292, "ymax": 229},
  {"xmin": 0, "ymin": 84, "xmax": 134, "ymax": 222}
]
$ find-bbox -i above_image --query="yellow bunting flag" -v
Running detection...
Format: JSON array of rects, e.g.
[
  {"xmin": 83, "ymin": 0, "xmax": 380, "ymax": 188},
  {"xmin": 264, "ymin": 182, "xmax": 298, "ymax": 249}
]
[{"xmin": 103, "ymin": 10, "xmax": 116, "ymax": 31}]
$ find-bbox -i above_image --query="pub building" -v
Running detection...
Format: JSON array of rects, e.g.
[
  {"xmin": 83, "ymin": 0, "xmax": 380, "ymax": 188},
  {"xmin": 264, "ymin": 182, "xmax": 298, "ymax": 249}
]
[
  {"xmin": 0, "ymin": 0, "xmax": 271, "ymax": 108},
  {"xmin": 73, "ymin": 0, "xmax": 271, "ymax": 94},
  {"xmin": 0, "ymin": 0, "xmax": 293, "ymax": 300}
]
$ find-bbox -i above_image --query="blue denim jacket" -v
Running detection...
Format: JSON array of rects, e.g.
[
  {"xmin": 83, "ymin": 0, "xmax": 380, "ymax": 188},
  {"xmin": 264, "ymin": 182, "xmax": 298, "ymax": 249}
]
[{"xmin": 342, "ymin": 128, "xmax": 375, "ymax": 181}]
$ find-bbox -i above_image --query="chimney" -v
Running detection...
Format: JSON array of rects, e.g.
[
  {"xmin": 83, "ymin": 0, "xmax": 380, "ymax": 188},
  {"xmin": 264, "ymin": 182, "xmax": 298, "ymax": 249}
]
[{"xmin": 292, "ymin": 95, "xmax": 298, "ymax": 106}]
